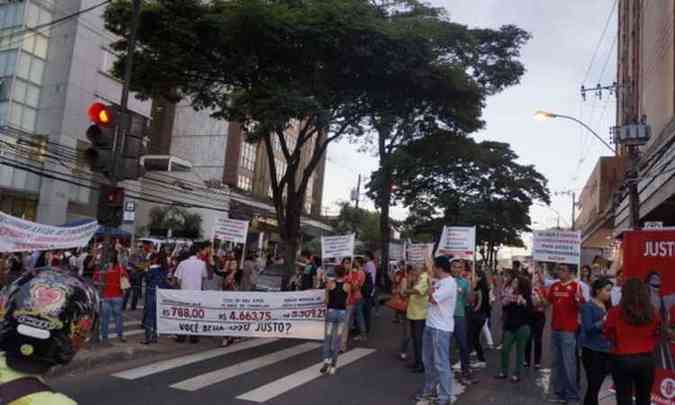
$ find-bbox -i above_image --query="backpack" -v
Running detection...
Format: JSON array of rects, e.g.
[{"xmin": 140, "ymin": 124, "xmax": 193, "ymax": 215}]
[
  {"xmin": 361, "ymin": 271, "xmax": 374, "ymax": 298},
  {"xmin": 0, "ymin": 377, "xmax": 53, "ymax": 404}
]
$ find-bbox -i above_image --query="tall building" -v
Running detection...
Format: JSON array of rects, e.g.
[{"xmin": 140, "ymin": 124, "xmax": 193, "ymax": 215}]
[
  {"xmin": 612, "ymin": 0, "xmax": 675, "ymax": 233},
  {"xmin": 0, "ymin": 0, "xmax": 151, "ymax": 225}
]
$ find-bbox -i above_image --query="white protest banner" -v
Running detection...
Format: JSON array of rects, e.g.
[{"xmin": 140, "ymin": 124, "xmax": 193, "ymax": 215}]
[
  {"xmin": 0, "ymin": 212, "xmax": 98, "ymax": 253},
  {"xmin": 532, "ymin": 230, "xmax": 581, "ymax": 266},
  {"xmin": 436, "ymin": 226, "xmax": 476, "ymax": 258},
  {"xmin": 321, "ymin": 234, "xmax": 355, "ymax": 259},
  {"xmin": 156, "ymin": 289, "xmax": 325, "ymax": 340},
  {"xmin": 389, "ymin": 242, "xmax": 404, "ymax": 262},
  {"xmin": 213, "ymin": 216, "xmax": 249, "ymax": 244},
  {"xmin": 406, "ymin": 243, "xmax": 434, "ymax": 264}
]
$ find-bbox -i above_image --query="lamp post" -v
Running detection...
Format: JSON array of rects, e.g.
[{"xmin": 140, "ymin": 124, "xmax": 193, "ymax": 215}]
[{"xmin": 534, "ymin": 111, "xmax": 615, "ymax": 154}]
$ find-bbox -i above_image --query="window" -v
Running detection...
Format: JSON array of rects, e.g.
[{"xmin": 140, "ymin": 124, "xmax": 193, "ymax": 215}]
[
  {"xmin": 101, "ymin": 48, "xmax": 116, "ymax": 75},
  {"xmin": 0, "ymin": 195, "xmax": 37, "ymax": 221},
  {"xmin": 17, "ymin": 53, "xmax": 44, "ymax": 85},
  {"xmin": 239, "ymin": 141, "xmax": 256, "ymax": 172},
  {"xmin": 23, "ymin": 34, "xmax": 48, "ymax": 59},
  {"xmin": 0, "ymin": 50, "xmax": 17, "ymax": 76},
  {"xmin": 237, "ymin": 175, "xmax": 252, "ymax": 192},
  {"xmin": 9, "ymin": 104, "xmax": 37, "ymax": 132},
  {"xmin": 12, "ymin": 79, "xmax": 39, "ymax": 107}
]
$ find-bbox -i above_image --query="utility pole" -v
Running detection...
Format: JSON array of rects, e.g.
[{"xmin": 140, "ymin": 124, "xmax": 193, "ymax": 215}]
[{"xmin": 354, "ymin": 174, "xmax": 361, "ymax": 209}]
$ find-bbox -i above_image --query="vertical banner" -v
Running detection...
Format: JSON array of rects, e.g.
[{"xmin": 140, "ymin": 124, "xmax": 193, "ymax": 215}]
[
  {"xmin": 213, "ymin": 217, "xmax": 249, "ymax": 244},
  {"xmin": 156, "ymin": 289, "xmax": 326, "ymax": 340},
  {"xmin": 321, "ymin": 234, "xmax": 355, "ymax": 259},
  {"xmin": 436, "ymin": 226, "xmax": 476, "ymax": 259},
  {"xmin": 532, "ymin": 230, "xmax": 581, "ymax": 266},
  {"xmin": 406, "ymin": 243, "xmax": 434, "ymax": 264},
  {"xmin": 623, "ymin": 229, "xmax": 675, "ymax": 403}
]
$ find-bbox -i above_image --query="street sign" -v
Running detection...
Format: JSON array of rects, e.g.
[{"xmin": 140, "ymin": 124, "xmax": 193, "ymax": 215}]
[
  {"xmin": 123, "ymin": 200, "xmax": 136, "ymax": 223},
  {"xmin": 644, "ymin": 221, "xmax": 664, "ymax": 229}
]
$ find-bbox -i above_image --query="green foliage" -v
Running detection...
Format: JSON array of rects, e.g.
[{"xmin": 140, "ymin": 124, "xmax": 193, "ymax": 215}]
[
  {"xmin": 147, "ymin": 206, "xmax": 202, "ymax": 239},
  {"xmin": 392, "ymin": 130, "xmax": 550, "ymax": 248},
  {"xmin": 331, "ymin": 203, "xmax": 382, "ymax": 252}
]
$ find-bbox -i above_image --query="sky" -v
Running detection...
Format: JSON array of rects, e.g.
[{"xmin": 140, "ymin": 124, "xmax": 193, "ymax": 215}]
[{"xmin": 321, "ymin": 0, "xmax": 618, "ymax": 256}]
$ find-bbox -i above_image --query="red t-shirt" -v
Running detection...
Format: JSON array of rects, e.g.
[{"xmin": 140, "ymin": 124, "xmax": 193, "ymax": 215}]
[
  {"xmin": 547, "ymin": 280, "xmax": 583, "ymax": 332},
  {"xmin": 346, "ymin": 270, "xmax": 365, "ymax": 305},
  {"xmin": 95, "ymin": 265, "xmax": 129, "ymax": 299},
  {"xmin": 604, "ymin": 306, "xmax": 660, "ymax": 355}
]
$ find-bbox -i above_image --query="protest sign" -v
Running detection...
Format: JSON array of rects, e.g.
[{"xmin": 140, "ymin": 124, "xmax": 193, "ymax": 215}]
[
  {"xmin": 622, "ymin": 229, "xmax": 675, "ymax": 401},
  {"xmin": 436, "ymin": 226, "xmax": 476, "ymax": 258},
  {"xmin": 212, "ymin": 217, "xmax": 249, "ymax": 244},
  {"xmin": 0, "ymin": 212, "xmax": 98, "ymax": 252},
  {"xmin": 321, "ymin": 234, "xmax": 355, "ymax": 259},
  {"xmin": 156, "ymin": 289, "xmax": 325, "ymax": 340},
  {"xmin": 406, "ymin": 243, "xmax": 434, "ymax": 264},
  {"xmin": 532, "ymin": 230, "xmax": 581, "ymax": 266},
  {"xmin": 389, "ymin": 242, "xmax": 404, "ymax": 262}
]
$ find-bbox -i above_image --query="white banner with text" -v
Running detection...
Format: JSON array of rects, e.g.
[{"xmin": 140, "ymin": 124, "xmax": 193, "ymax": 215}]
[
  {"xmin": 0, "ymin": 212, "xmax": 98, "ymax": 253},
  {"xmin": 532, "ymin": 230, "xmax": 581, "ymax": 266},
  {"xmin": 406, "ymin": 243, "xmax": 434, "ymax": 264},
  {"xmin": 212, "ymin": 217, "xmax": 249, "ymax": 244},
  {"xmin": 156, "ymin": 289, "xmax": 326, "ymax": 340},
  {"xmin": 321, "ymin": 234, "xmax": 355, "ymax": 259},
  {"xmin": 436, "ymin": 226, "xmax": 476, "ymax": 258}
]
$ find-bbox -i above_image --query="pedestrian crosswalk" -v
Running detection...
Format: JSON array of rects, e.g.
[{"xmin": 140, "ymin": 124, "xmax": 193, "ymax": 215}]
[{"xmin": 111, "ymin": 339, "xmax": 376, "ymax": 402}]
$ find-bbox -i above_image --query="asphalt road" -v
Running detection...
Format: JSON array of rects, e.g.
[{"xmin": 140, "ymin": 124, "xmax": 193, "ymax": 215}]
[{"xmin": 49, "ymin": 306, "xmax": 616, "ymax": 405}]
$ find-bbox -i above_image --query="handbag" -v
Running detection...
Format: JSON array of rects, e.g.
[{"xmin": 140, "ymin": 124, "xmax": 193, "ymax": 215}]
[
  {"xmin": 120, "ymin": 273, "xmax": 131, "ymax": 291},
  {"xmin": 385, "ymin": 294, "xmax": 408, "ymax": 313}
]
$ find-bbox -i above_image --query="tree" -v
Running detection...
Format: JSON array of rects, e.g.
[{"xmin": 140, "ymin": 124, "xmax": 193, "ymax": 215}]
[
  {"xmin": 331, "ymin": 202, "xmax": 382, "ymax": 253},
  {"xmin": 360, "ymin": 1, "xmax": 531, "ymax": 274},
  {"xmin": 390, "ymin": 130, "xmax": 550, "ymax": 270},
  {"xmin": 105, "ymin": 0, "xmax": 426, "ymax": 271},
  {"xmin": 147, "ymin": 206, "xmax": 202, "ymax": 239}
]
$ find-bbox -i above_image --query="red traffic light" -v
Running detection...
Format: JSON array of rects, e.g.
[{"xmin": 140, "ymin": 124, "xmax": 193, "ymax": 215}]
[
  {"xmin": 88, "ymin": 102, "xmax": 115, "ymax": 127},
  {"xmin": 103, "ymin": 186, "xmax": 125, "ymax": 206}
]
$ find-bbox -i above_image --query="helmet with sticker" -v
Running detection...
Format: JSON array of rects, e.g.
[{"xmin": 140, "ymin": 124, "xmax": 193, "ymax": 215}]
[{"xmin": 0, "ymin": 269, "xmax": 100, "ymax": 373}]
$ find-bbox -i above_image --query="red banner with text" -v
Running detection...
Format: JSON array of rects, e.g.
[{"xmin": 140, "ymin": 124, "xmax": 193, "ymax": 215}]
[{"xmin": 623, "ymin": 230, "xmax": 675, "ymax": 404}]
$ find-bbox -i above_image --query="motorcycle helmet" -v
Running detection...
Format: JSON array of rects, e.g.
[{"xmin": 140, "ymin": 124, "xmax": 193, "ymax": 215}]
[{"xmin": 0, "ymin": 268, "xmax": 100, "ymax": 373}]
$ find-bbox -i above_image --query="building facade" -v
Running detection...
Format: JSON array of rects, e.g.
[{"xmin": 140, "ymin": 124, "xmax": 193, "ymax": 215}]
[
  {"xmin": 613, "ymin": 0, "xmax": 675, "ymax": 233},
  {"xmin": 0, "ymin": 0, "xmax": 151, "ymax": 225}
]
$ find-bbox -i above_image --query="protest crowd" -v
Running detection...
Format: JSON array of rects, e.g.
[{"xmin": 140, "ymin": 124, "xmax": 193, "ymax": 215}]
[{"xmin": 0, "ymin": 227, "xmax": 673, "ymax": 405}]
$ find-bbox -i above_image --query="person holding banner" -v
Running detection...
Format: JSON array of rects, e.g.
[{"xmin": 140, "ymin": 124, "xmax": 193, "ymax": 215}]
[
  {"xmin": 321, "ymin": 265, "xmax": 351, "ymax": 376},
  {"xmin": 405, "ymin": 264, "xmax": 429, "ymax": 373},
  {"xmin": 546, "ymin": 264, "xmax": 583, "ymax": 404},
  {"xmin": 142, "ymin": 253, "xmax": 171, "ymax": 345},
  {"xmin": 174, "ymin": 244, "xmax": 208, "ymax": 344}
]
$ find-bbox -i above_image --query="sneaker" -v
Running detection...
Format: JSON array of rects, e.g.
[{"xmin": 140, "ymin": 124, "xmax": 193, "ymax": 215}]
[
  {"xmin": 534, "ymin": 363, "xmax": 542, "ymax": 369},
  {"xmin": 523, "ymin": 362, "xmax": 530, "ymax": 368},
  {"xmin": 320, "ymin": 363, "xmax": 329, "ymax": 374},
  {"xmin": 328, "ymin": 366, "xmax": 336, "ymax": 375},
  {"xmin": 495, "ymin": 344, "xmax": 503, "ymax": 350},
  {"xmin": 400, "ymin": 353, "xmax": 407, "ymax": 360},
  {"xmin": 494, "ymin": 373, "xmax": 507, "ymax": 380},
  {"xmin": 510, "ymin": 375, "xmax": 521, "ymax": 383},
  {"xmin": 414, "ymin": 392, "xmax": 436, "ymax": 402},
  {"xmin": 118, "ymin": 336, "xmax": 127, "ymax": 343},
  {"xmin": 471, "ymin": 361, "xmax": 487, "ymax": 369}
]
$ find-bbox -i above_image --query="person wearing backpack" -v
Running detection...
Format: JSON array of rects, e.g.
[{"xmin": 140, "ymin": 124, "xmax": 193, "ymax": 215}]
[{"xmin": 0, "ymin": 268, "xmax": 100, "ymax": 404}]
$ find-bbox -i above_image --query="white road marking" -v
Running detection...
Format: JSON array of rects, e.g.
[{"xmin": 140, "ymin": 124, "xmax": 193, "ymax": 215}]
[
  {"xmin": 236, "ymin": 348, "xmax": 375, "ymax": 403},
  {"xmin": 171, "ymin": 342, "xmax": 321, "ymax": 392},
  {"xmin": 112, "ymin": 338, "xmax": 279, "ymax": 380}
]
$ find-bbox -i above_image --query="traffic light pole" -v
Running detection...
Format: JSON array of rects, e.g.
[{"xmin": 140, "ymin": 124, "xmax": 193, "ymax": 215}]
[{"xmin": 101, "ymin": 0, "xmax": 142, "ymax": 276}]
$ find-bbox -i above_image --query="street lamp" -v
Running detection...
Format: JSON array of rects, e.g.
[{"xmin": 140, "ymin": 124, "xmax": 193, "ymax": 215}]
[{"xmin": 534, "ymin": 110, "xmax": 615, "ymax": 154}]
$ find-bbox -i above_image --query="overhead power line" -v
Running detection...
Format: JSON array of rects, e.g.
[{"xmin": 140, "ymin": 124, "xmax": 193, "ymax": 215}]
[{"xmin": 581, "ymin": 0, "xmax": 618, "ymax": 85}]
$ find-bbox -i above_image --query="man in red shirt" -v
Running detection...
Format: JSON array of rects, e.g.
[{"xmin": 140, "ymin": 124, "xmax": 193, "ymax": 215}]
[{"xmin": 547, "ymin": 264, "xmax": 583, "ymax": 404}]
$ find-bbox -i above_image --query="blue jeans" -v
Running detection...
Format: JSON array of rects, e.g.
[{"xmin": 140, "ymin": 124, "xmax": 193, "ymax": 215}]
[
  {"xmin": 322, "ymin": 309, "xmax": 347, "ymax": 365},
  {"xmin": 422, "ymin": 326, "xmax": 453, "ymax": 402},
  {"xmin": 551, "ymin": 330, "xmax": 580, "ymax": 401},
  {"xmin": 453, "ymin": 316, "xmax": 470, "ymax": 374},
  {"xmin": 101, "ymin": 297, "xmax": 124, "ymax": 340},
  {"xmin": 351, "ymin": 299, "xmax": 367, "ymax": 335}
]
